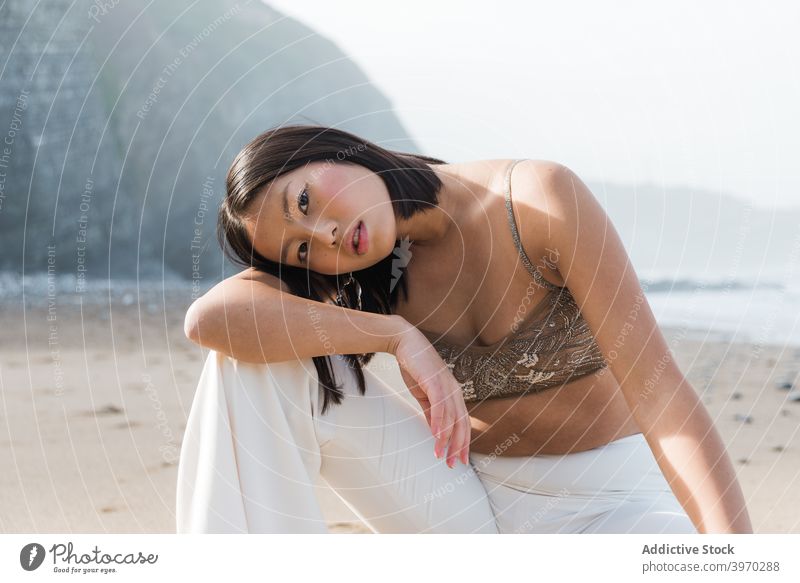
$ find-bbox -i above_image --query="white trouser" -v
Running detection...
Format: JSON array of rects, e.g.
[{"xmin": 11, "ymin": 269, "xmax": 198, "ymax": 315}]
[
  {"xmin": 176, "ymin": 351, "xmax": 695, "ymax": 534},
  {"xmin": 176, "ymin": 351, "xmax": 499, "ymax": 533},
  {"xmin": 470, "ymin": 434, "xmax": 697, "ymax": 534}
]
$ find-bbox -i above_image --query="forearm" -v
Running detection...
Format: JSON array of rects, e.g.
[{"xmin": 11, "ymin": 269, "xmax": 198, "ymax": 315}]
[
  {"xmin": 636, "ymin": 377, "xmax": 753, "ymax": 534},
  {"xmin": 185, "ymin": 283, "xmax": 409, "ymax": 363}
]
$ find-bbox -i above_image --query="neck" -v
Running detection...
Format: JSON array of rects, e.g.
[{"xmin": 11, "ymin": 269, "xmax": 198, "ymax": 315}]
[{"xmin": 395, "ymin": 163, "xmax": 470, "ymax": 246}]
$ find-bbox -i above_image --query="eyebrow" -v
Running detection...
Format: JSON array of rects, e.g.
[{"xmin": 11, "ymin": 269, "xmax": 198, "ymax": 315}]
[{"xmin": 280, "ymin": 181, "xmax": 292, "ymax": 264}]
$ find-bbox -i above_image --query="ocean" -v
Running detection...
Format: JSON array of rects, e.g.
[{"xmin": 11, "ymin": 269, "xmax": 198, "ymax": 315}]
[
  {"xmin": 644, "ymin": 276, "xmax": 800, "ymax": 348},
  {"xmin": 3, "ymin": 272, "xmax": 800, "ymax": 348}
]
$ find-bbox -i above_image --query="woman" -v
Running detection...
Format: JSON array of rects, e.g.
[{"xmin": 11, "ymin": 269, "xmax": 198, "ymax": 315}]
[{"xmin": 176, "ymin": 124, "xmax": 752, "ymax": 534}]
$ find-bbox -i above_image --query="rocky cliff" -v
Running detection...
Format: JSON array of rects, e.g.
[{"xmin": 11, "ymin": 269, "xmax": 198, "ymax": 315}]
[{"xmin": 0, "ymin": 0, "xmax": 417, "ymax": 283}]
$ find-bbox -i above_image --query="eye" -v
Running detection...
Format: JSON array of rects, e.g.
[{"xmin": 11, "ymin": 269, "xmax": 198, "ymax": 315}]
[
  {"xmin": 296, "ymin": 185, "xmax": 310, "ymax": 264},
  {"xmin": 296, "ymin": 185, "xmax": 309, "ymax": 215},
  {"xmin": 297, "ymin": 241, "xmax": 308, "ymax": 264}
]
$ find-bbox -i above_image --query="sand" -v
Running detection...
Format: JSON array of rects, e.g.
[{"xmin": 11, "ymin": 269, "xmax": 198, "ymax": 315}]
[{"xmin": 1, "ymin": 289, "xmax": 797, "ymax": 533}]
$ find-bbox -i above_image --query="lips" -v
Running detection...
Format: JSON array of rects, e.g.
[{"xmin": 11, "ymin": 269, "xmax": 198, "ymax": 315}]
[{"xmin": 348, "ymin": 221, "xmax": 362, "ymax": 255}]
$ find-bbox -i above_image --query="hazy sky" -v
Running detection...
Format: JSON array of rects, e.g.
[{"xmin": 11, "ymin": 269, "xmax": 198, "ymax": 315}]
[{"xmin": 265, "ymin": 0, "xmax": 799, "ymax": 208}]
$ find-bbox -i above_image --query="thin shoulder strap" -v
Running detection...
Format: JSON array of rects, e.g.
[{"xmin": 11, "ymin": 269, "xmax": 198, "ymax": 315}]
[{"xmin": 504, "ymin": 159, "xmax": 563, "ymax": 291}]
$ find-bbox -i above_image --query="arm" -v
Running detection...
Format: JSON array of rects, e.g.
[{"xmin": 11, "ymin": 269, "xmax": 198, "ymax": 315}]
[
  {"xmin": 524, "ymin": 161, "xmax": 752, "ymax": 534},
  {"xmin": 184, "ymin": 268, "xmax": 410, "ymax": 363}
]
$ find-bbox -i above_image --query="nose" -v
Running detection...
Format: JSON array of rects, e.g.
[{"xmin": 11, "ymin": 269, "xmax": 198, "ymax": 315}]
[{"xmin": 310, "ymin": 223, "xmax": 338, "ymax": 249}]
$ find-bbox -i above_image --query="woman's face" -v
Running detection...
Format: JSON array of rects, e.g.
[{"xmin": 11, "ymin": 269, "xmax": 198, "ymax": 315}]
[{"xmin": 243, "ymin": 160, "xmax": 398, "ymax": 275}]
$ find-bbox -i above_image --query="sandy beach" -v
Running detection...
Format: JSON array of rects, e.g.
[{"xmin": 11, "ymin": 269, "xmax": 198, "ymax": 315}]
[{"xmin": 1, "ymin": 286, "xmax": 798, "ymax": 534}]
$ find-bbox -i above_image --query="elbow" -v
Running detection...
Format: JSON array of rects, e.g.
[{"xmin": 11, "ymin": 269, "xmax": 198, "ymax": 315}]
[{"xmin": 183, "ymin": 300, "xmax": 204, "ymax": 345}]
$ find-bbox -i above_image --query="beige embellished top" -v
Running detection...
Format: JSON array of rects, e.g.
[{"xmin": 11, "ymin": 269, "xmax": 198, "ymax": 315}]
[{"xmin": 420, "ymin": 159, "xmax": 609, "ymax": 402}]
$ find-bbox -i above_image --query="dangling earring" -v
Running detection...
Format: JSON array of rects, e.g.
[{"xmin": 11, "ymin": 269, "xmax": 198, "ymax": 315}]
[{"xmin": 334, "ymin": 272, "xmax": 362, "ymax": 310}]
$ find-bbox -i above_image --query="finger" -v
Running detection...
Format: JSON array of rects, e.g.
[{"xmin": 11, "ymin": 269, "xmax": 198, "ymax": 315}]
[
  {"xmin": 453, "ymin": 406, "xmax": 471, "ymax": 465},
  {"xmin": 435, "ymin": 407, "xmax": 455, "ymax": 459},
  {"xmin": 456, "ymin": 408, "xmax": 472, "ymax": 465},
  {"xmin": 427, "ymin": 382, "xmax": 446, "ymax": 442},
  {"xmin": 439, "ymin": 387, "xmax": 465, "ymax": 458},
  {"xmin": 445, "ymin": 411, "xmax": 467, "ymax": 468}
]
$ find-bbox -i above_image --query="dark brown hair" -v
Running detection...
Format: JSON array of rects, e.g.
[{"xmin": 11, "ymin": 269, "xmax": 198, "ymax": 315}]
[{"xmin": 218, "ymin": 123, "xmax": 447, "ymax": 414}]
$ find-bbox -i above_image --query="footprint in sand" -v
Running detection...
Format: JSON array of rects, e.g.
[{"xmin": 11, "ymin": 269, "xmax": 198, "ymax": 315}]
[
  {"xmin": 81, "ymin": 404, "xmax": 125, "ymax": 417},
  {"xmin": 114, "ymin": 421, "xmax": 141, "ymax": 429}
]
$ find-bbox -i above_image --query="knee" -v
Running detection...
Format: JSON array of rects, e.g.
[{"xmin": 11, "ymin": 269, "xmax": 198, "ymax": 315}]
[{"xmin": 215, "ymin": 351, "xmax": 318, "ymax": 383}]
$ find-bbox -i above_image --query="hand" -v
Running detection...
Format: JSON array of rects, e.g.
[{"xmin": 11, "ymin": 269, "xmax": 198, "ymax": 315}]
[{"xmin": 388, "ymin": 319, "xmax": 471, "ymax": 468}]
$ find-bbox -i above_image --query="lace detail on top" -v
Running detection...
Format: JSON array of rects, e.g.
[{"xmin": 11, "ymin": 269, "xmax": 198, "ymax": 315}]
[
  {"xmin": 423, "ymin": 289, "xmax": 609, "ymax": 402},
  {"xmin": 422, "ymin": 159, "xmax": 609, "ymax": 402}
]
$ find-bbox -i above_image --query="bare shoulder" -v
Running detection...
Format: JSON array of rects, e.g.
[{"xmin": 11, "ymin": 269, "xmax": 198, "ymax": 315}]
[
  {"xmin": 460, "ymin": 157, "xmax": 592, "ymax": 285},
  {"xmin": 501, "ymin": 159, "xmax": 583, "ymax": 285},
  {"xmin": 511, "ymin": 159, "xmax": 570, "ymax": 200},
  {"xmin": 507, "ymin": 158, "xmax": 597, "ymax": 224},
  {"xmin": 226, "ymin": 266, "xmax": 292, "ymax": 293}
]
